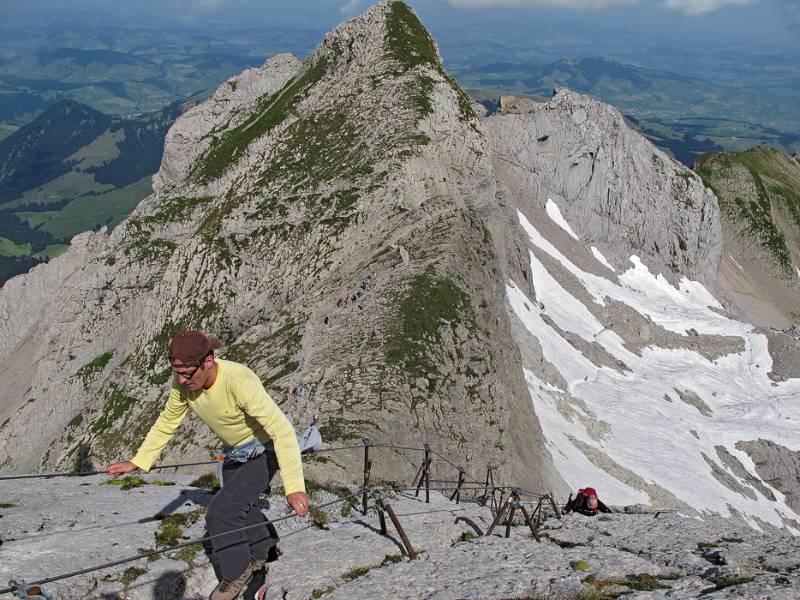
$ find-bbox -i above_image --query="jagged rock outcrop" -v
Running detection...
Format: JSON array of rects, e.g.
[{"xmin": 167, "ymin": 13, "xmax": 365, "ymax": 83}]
[
  {"xmin": 737, "ymin": 440, "xmax": 800, "ymax": 515},
  {"xmin": 0, "ymin": 1, "xmax": 798, "ymax": 540}
]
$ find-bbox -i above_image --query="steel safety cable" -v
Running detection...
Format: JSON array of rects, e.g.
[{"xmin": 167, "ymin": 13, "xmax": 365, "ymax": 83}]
[
  {"xmin": 0, "ymin": 460, "xmax": 218, "ymax": 481},
  {"xmin": 428, "ymin": 448, "xmax": 549, "ymax": 499},
  {"xmin": 0, "ymin": 492, "xmax": 361, "ymax": 595}
]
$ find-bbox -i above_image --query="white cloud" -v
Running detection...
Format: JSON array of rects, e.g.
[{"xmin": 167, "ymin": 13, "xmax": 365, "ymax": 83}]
[
  {"xmin": 340, "ymin": 0, "xmax": 364, "ymax": 14},
  {"xmin": 446, "ymin": 0, "xmax": 637, "ymax": 9},
  {"xmin": 195, "ymin": 0, "xmax": 236, "ymax": 8},
  {"xmin": 660, "ymin": 0, "xmax": 758, "ymax": 16},
  {"xmin": 791, "ymin": 0, "xmax": 800, "ymax": 27},
  {"xmin": 446, "ymin": 0, "xmax": 760, "ymax": 14}
]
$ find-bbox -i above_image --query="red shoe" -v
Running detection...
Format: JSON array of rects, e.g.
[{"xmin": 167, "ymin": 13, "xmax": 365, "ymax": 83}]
[{"xmin": 254, "ymin": 582, "xmax": 270, "ymax": 600}]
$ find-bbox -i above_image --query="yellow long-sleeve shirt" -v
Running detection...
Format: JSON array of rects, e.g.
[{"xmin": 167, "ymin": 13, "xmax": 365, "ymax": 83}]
[{"xmin": 131, "ymin": 359, "xmax": 305, "ymax": 495}]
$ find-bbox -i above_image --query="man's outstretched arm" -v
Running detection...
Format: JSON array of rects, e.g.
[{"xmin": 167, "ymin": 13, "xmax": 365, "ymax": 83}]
[{"xmin": 107, "ymin": 387, "xmax": 188, "ymax": 475}]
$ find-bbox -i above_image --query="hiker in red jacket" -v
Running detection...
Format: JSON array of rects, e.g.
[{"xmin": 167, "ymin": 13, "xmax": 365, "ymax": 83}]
[{"xmin": 563, "ymin": 487, "xmax": 612, "ymax": 516}]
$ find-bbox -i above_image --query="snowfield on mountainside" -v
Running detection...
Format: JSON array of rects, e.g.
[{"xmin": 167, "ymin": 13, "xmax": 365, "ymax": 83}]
[{"xmin": 509, "ymin": 203, "xmax": 800, "ymax": 531}]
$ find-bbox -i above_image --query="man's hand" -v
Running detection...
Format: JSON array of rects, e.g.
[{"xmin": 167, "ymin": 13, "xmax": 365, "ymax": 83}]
[
  {"xmin": 287, "ymin": 491, "xmax": 309, "ymax": 517},
  {"xmin": 107, "ymin": 460, "xmax": 139, "ymax": 477}
]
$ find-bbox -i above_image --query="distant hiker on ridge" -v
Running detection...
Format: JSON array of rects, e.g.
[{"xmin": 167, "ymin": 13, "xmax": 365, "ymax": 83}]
[
  {"xmin": 107, "ymin": 330, "xmax": 308, "ymax": 600},
  {"xmin": 563, "ymin": 487, "xmax": 612, "ymax": 516}
]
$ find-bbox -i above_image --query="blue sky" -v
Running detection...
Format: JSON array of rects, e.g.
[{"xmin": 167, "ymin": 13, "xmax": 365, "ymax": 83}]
[
  {"xmin": 416, "ymin": 0, "xmax": 800, "ymax": 49},
  {"xmin": 1, "ymin": 0, "xmax": 797, "ymax": 50}
]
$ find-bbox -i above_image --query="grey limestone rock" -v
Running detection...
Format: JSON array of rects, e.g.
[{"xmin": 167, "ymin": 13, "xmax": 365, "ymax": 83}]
[
  {"xmin": 487, "ymin": 88, "xmax": 722, "ymax": 284},
  {"xmin": 152, "ymin": 54, "xmax": 302, "ymax": 194},
  {"xmin": 497, "ymin": 94, "xmax": 544, "ymax": 114},
  {"xmin": 4, "ymin": 476, "xmax": 799, "ymax": 599},
  {"xmin": 736, "ymin": 440, "xmax": 800, "ymax": 514}
]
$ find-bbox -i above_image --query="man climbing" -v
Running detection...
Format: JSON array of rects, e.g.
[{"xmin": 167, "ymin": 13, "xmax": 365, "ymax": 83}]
[
  {"xmin": 562, "ymin": 487, "xmax": 612, "ymax": 516},
  {"xmin": 107, "ymin": 330, "xmax": 309, "ymax": 600}
]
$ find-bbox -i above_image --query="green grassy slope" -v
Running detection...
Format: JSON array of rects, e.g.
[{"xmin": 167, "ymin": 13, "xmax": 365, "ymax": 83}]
[
  {"xmin": 695, "ymin": 147, "xmax": 800, "ymax": 276},
  {"xmin": 39, "ymin": 176, "xmax": 153, "ymax": 240},
  {"xmin": 0, "ymin": 100, "xmax": 112, "ymax": 201}
]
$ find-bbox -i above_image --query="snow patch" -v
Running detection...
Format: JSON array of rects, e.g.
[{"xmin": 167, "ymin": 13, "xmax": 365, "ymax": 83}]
[
  {"xmin": 518, "ymin": 210, "xmax": 743, "ymax": 337},
  {"xmin": 524, "ymin": 369, "xmax": 650, "ymax": 504},
  {"xmin": 545, "ymin": 199, "xmax": 579, "ymax": 240},
  {"xmin": 678, "ymin": 277, "xmax": 723, "ymax": 310},
  {"xmin": 591, "ymin": 246, "xmax": 616, "ymax": 272},
  {"xmin": 511, "ymin": 209, "xmax": 800, "ymax": 530}
]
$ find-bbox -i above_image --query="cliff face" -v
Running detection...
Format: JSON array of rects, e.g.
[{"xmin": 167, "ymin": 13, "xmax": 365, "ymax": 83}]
[
  {"xmin": 0, "ymin": 2, "xmax": 798, "ymax": 531},
  {"xmin": 486, "ymin": 93, "xmax": 800, "ymax": 531}
]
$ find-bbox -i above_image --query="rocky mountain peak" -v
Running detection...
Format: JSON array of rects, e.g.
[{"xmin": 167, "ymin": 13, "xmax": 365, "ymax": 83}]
[
  {"xmin": 0, "ymin": 1, "xmax": 527, "ymax": 490},
  {"xmin": 491, "ymin": 87, "xmax": 721, "ymax": 282},
  {"xmin": 152, "ymin": 1, "xmax": 472, "ymax": 198}
]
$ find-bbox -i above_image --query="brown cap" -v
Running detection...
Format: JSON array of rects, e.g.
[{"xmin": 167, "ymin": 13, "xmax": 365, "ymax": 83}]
[{"xmin": 169, "ymin": 330, "xmax": 222, "ymax": 365}]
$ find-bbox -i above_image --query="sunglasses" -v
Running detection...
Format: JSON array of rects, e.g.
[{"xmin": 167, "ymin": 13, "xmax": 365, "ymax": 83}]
[{"xmin": 171, "ymin": 352, "xmax": 211, "ymax": 380}]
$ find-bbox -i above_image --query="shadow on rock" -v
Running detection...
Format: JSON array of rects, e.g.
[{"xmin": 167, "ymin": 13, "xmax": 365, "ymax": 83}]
[
  {"xmin": 455, "ymin": 515, "xmax": 485, "ymax": 536},
  {"xmin": 352, "ymin": 518, "xmax": 406, "ymax": 555},
  {"xmin": 74, "ymin": 443, "xmax": 94, "ymax": 473},
  {"xmin": 152, "ymin": 570, "xmax": 186, "ymax": 599}
]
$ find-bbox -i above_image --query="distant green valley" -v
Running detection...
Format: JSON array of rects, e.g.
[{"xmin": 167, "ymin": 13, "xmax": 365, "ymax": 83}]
[
  {"xmin": 0, "ymin": 21, "xmax": 798, "ymax": 286},
  {"xmin": 0, "ymin": 24, "xmax": 321, "ymax": 140},
  {"xmin": 0, "ymin": 95, "xmax": 205, "ymax": 285}
]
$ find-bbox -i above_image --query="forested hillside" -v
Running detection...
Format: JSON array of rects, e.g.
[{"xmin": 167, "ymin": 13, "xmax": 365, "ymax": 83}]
[{"xmin": 0, "ymin": 93, "xmax": 205, "ymax": 285}]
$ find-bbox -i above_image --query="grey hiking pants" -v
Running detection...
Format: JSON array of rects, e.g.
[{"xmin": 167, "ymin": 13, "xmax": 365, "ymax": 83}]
[{"xmin": 206, "ymin": 453, "xmax": 278, "ymax": 580}]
